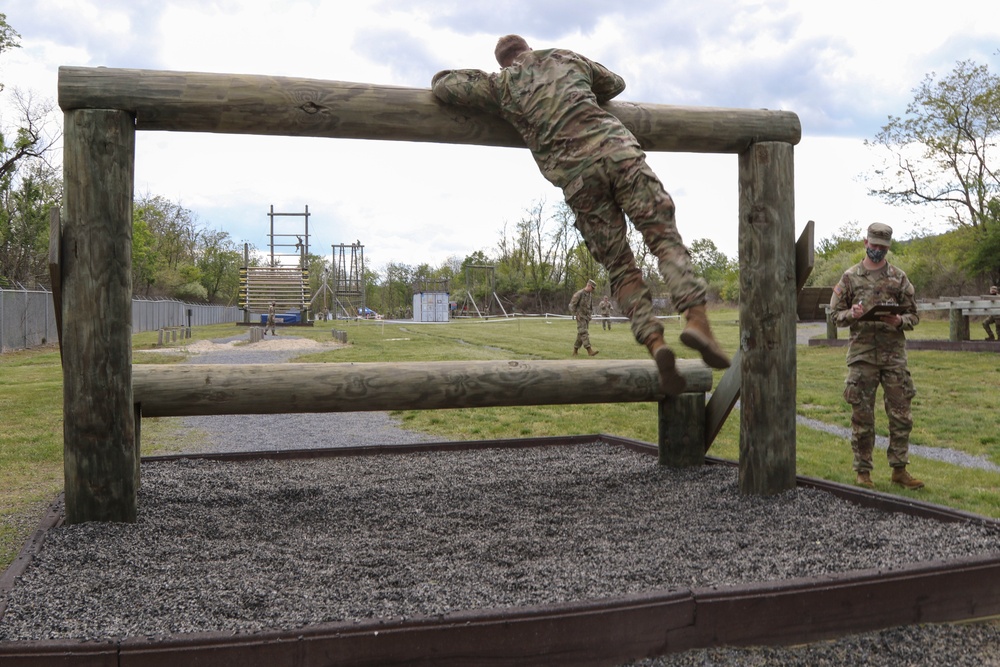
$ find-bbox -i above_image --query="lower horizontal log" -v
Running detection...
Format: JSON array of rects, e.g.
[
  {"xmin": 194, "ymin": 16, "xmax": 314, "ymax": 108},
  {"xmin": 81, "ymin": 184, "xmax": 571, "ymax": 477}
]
[{"xmin": 133, "ymin": 359, "xmax": 712, "ymax": 417}]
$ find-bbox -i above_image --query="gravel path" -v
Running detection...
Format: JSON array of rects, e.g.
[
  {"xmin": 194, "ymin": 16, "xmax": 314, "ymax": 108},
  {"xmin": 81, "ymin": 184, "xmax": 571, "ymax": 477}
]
[{"xmin": 2, "ymin": 329, "xmax": 999, "ymax": 665}]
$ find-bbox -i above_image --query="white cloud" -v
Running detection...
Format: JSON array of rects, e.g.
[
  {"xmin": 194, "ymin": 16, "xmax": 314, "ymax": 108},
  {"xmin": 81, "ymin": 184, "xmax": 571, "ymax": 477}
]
[{"xmin": 3, "ymin": 0, "xmax": 1000, "ymax": 273}]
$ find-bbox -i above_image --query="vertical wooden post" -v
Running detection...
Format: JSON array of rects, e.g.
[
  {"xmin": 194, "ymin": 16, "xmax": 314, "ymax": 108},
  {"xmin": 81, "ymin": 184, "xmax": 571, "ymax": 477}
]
[
  {"xmin": 948, "ymin": 308, "xmax": 968, "ymax": 342},
  {"xmin": 62, "ymin": 109, "xmax": 137, "ymax": 523},
  {"xmin": 737, "ymin": 142, "xmax": 797, "ymax": 495},
  {"xmin": 657, "ymin": 393, "xmax": 706, "ymax": 467}
]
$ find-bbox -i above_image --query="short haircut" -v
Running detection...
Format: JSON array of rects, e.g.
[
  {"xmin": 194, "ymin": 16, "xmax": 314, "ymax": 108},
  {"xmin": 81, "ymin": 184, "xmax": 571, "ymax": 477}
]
[{"xmin": 495, "ymin": 34, "xmax": 530, "ymax": 66}]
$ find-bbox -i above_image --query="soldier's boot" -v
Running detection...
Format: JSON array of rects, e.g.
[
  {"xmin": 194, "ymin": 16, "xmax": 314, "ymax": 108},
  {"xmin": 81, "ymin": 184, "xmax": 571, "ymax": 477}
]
[
  {"xmin": 855, "ymin": 471, "xmax": 875, "ymax": 489},
  {"xmin": 572, "ymin": 348, "xmax": 580, "ymax": 356},
  {"xmin": 645, "ymin": 333, "xmax": 687, "ymax": 397},
  {"xmin": 891, "ymin": 467, "xmax": 925, "ymax": 490},
  {"xmin": 586, "ymin": 346, "xmax": 599, "ymax": 356},
  {"xmin": 679, "ymin": 305, "xmax": 731, "ymax": 369},
  {"xmin": 985, "ymin": 324, "xmax": 996, "ymax": 341}
]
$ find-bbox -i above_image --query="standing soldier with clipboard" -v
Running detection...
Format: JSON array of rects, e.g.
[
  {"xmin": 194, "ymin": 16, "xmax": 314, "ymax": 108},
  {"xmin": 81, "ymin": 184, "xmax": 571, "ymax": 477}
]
[{"xmin": 830, "ymin": 223, "xmax": 924, "ymax": 490}]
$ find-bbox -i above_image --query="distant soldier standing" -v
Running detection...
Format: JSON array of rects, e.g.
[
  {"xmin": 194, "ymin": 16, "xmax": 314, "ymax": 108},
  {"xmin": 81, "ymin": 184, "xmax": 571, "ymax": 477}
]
[
  {"xmin": 599, "ymin": 295, "xmax": 613, "ymax": 330},
  {"xmin": 569, "ymin": 279, "xmax": 599, "ymax": 357},
  {"xmin": 830, "ymin": 223, "xmax": 924, "ymax": 490},
  {"xmin": 983, "ymin": 285, "xmax": 998, "ymax": 341},
  {"xmin": 266, "ymin": 301, "xmax": 277, "ymax": 336}
]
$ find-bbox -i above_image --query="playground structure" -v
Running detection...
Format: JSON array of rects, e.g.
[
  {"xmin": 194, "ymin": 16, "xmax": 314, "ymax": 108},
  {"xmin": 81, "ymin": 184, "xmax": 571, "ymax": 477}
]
[
  {"xmin": 456, "ymin": 264, "xmax": 508, "ymax": 318},
  {"xmin": 238, "ymin": 205, "xmax": 312, "ymax": 323},
  {"xmin": 29, "ymin": 65, "xmax": 1000, "ymax": 662},
  {"xmin": 326, "ymin": 241, "xmax": 367, "ymax": 319}
]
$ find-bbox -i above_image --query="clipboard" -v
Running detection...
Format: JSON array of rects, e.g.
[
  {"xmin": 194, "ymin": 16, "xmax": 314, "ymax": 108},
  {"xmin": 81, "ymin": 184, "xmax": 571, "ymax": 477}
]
[{"xmin": 857, "ymin": 303, "xmax": 907, "ymax": 321}]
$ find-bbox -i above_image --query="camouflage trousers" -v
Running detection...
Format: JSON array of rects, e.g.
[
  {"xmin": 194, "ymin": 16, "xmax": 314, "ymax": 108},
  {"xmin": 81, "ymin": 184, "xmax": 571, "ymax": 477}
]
[
  {"xmin": 574, "ymin": 317, "xmax": 592, "ymax": 350},
  {"xmin": 842, "ymin": 362, "xmax": 916, "ymax": 472},
  {"xmin": 564, "ymin": 155, "xmax": 706, "ymax": 347},
  {"xmin": 266, "ymin": 315, "xmax": 276, "ymax": 334},
  {"xmin": 984, "ymin": 315, "xmax": 998, "ymax": 337}
]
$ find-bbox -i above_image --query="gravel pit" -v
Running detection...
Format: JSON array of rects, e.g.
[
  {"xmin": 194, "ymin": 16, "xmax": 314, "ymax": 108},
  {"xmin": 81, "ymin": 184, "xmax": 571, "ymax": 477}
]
[{"xmin": 1, "ymin": 442, "xmax": 999, "ymax": 666}]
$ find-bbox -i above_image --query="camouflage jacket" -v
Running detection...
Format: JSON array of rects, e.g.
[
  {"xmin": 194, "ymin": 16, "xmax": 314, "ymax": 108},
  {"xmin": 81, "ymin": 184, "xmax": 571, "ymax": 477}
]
[
  {"xmin": 569, "ymin": 288, "xmax": 594, "ymax": 321},
  {"xmin": 829, "ymin": 261, "xmax": 918, "ymax": 367},
  {"xmin": 431, "ymin": 48, "xmax": 645, "ymax": 189}
]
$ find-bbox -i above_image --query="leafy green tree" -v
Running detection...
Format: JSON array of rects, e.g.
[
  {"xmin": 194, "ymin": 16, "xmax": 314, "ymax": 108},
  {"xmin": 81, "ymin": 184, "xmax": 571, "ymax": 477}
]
[
  {"xmin": 815, "ymin": 222, "xmax": 864, "ymax": 259},
  {"xmin": 197, "ymin": 228, "xmax": 243, "ymax": 303},
  {"xmin": 0, "ymin": 13, "xmax": 20, "ymax": 94},
  {"xmin": 689, "ymin": 238, "xmax": 738, "ymax": 303},
  {"xmin": 867, "ymin": 59, "xmax": 1000, "ymax": 232},
  {"xmin": 0, "ymin": 160, "xmax": 60, "ymax": 287},
  {"xmin": 1, "ymin": 14, "xmax": 61, "ymax": 287},
  {"xmin": 130, "ymin": 215, "xmax": 160, "ymax": 295},
  {"xmin": 891, "ymin": 227, "xmax": 980, "ymax": 296}
]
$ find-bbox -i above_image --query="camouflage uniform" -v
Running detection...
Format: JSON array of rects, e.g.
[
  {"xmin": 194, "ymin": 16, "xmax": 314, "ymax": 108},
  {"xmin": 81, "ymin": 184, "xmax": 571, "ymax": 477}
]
[
  {"xmin": 599, "ymin": 296, "xmax": 612, "ymax": 330},
  {"xmin": 569, "ymin": 286, "xmax": 595, "ymax": 351},
  {"xmin": 266, "ymin": 303, "xmax": 276, "ymax": 336},
  {"xmin": 830, "ymin": 262, "xmax": 919, "ymax": 473},
  {"xmin": 983, "ymin": 286, "xmax": 998, "ymax": 340},
  {"xmin": 432, "ymin": 48, "xmax": 706, "ymax": 349}
]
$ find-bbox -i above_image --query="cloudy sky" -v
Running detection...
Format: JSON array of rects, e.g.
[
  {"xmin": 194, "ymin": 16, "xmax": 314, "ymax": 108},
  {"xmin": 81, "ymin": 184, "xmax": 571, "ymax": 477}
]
[{"xmin": 2, "ymin": 1, "xmax": 999, "ymax": 271}]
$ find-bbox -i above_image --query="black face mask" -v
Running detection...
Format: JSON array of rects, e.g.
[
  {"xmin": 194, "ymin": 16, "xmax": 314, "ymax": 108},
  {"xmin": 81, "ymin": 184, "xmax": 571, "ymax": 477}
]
[{"xmin": 866, "ymin": 247, "xmax": 888, "ymax": 263}]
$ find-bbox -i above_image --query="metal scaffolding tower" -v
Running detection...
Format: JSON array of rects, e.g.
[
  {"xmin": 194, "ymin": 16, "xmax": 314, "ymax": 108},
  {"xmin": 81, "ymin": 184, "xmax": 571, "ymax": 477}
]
[{"xmin": 331, "ymin": 241, "xmax": 366, "ymax": 318}]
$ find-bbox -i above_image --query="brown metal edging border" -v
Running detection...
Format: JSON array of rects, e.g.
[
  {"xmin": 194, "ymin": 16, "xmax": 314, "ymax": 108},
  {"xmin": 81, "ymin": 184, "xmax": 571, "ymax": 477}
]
[{"xmin": 0, "ymin": 498, "xmax": 63, "ymax": 621}]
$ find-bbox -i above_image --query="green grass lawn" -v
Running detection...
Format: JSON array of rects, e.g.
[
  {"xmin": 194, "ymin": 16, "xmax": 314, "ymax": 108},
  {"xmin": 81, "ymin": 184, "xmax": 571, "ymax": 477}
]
[{"xmin": 2, "ymin": 310, "xmax": 999, "ymax": 570}]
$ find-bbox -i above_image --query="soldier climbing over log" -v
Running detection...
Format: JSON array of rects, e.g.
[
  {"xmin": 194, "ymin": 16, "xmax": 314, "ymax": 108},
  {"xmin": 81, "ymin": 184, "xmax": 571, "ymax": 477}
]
[{"xmin": 432, "ymin": 34, "xmax": 731, "ymax": 397}]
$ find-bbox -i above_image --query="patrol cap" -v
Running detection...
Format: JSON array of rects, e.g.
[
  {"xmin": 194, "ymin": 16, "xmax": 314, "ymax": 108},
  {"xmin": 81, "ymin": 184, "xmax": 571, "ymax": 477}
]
[
  {"xmin": 867, "ymin": 222, "xmax": 893, "ymax": 246},
  {"xmin": 587, "ymin": 279, "xmax": 597, "ymax": 287}
]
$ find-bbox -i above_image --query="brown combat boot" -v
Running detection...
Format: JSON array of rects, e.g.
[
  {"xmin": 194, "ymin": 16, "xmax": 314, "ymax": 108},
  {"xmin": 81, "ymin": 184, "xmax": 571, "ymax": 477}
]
[
  {"xmin": 572, "ymin": 348, "xmax": 579, "ymax": 356},
  {"xmin": 680, "ymin": 305, "xmax": 731, "ymax": 369},
  {"xmin": 586, "ymin": 346, "xmax": 599, "ymax": 356},
  {"xmin": 855, "ymin": 471, "xmax": 875, "ymax": 489},
  {"xmin": 891, "ymin": 467, "xmax": 925, "ymax": 490},
  {"xmin": 645, "ymin": 333, "xmax": 686, "ymax": 396}
]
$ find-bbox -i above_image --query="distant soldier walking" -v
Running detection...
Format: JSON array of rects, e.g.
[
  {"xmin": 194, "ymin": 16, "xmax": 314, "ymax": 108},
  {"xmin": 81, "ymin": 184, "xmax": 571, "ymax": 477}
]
[
  {"xmin": 830, "ymin": 223, "xmax": 924, "ymax": 491},
  {"xmin": 569, "ymin": 279, "xmax": 599, "ymax": 357},
  {"xmin": 983, "ymin": 285, "xmax": 998, "ymax": 341},
  {"xmin": 599, "ymin": 295, "xmax": 613, "ymax": 330}
]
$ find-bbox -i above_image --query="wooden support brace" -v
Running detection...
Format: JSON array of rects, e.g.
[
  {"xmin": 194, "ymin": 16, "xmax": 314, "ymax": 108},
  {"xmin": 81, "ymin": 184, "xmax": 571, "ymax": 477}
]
[{"xmin": 658, "ymin": 393, "xmax": 706, "ymax": 467}]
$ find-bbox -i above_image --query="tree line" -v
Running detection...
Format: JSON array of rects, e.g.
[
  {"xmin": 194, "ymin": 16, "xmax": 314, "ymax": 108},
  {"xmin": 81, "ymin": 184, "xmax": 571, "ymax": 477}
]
[{"xmin": 2, "ymin": 12, "xmax": 998, "ymax": 309}]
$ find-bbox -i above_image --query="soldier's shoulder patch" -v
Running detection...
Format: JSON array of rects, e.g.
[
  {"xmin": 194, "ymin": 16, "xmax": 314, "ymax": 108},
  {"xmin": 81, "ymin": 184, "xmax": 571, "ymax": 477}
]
[{"xmin": 833, "ymin": 284, "xmax": 842, "ymax": 295}]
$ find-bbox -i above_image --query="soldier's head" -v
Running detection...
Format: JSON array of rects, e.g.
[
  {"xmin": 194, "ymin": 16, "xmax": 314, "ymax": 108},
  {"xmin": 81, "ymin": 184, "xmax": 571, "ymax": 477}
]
[
  {"xmin": 991, "ymin": 285, "xmax": 998, "ymax": 295},
  {"xmin": 585, "ymin": 279, "xmax": 596, "ymax": 292},
  {"xmin": 864, "ymin": 222, "xmax": 892, "ymax": 264},
  {"xmin": 495, "ymin": 34, "xmax": 530, "ymax": 68}
]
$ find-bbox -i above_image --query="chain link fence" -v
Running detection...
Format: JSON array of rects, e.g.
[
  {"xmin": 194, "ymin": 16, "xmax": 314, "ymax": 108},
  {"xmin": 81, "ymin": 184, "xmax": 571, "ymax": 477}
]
[{"xmin": 0, "ymin": 288, "xmax": 241, "ymax": 353}]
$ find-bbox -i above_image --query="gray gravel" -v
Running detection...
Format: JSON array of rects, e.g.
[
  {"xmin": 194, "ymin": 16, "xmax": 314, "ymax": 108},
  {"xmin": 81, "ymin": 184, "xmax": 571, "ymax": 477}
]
[
  {"xmin": 2, "ymin": 330, "xmax": 999, "ymax": 665},
  {"xmin": 2, "ymin": 449, "xmax": 999, "ymax": 645}
]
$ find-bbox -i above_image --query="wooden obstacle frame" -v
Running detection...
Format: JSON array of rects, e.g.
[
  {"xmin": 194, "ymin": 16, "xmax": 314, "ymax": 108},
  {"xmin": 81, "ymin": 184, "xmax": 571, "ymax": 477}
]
[{"xmin": 55, "ymin": 66, "xmax": 802, "ymax": 524}]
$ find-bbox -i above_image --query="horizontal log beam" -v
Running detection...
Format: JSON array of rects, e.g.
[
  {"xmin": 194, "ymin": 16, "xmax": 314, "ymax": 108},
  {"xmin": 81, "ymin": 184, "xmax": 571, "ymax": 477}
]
[
  {"xmin": 133, "ymin": 359, "xmax": 712, "ymax": 418},
  {"xmin": 58, "ymin": 66, "xmax": 801, "ymax": 154}
]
